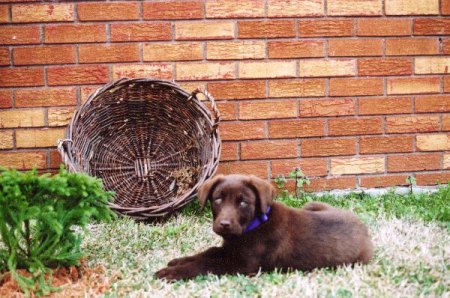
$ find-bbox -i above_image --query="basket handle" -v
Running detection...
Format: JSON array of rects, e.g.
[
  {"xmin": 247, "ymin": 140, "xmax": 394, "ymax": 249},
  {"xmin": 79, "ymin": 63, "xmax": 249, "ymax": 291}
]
[
  {"xmin": 57, "ymin": 138, "xmax": 76, "ymax": 171},
  {"xmin": 189, "ymin": 87, "xmax": 220, "ymax": 133}
]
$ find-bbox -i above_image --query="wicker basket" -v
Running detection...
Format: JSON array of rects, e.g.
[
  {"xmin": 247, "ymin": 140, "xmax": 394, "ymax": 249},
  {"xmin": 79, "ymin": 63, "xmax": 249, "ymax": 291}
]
[{"xmin": 58, "ymin": 78, "xmax": 221, "ymax": 220}]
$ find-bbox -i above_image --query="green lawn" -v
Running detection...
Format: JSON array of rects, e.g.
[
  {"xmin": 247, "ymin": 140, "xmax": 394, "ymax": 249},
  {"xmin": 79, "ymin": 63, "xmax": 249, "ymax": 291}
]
[{"xmin": 82, "ymin": 185, "xmax": 450, "ymax": 297}]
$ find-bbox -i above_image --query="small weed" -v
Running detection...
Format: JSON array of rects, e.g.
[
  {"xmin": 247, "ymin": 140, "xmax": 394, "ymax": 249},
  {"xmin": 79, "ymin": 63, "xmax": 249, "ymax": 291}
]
[
  {"xmin": 406, "ymin": 175, "xmax": 417, "ymax": 193},
  {"xmin": 274, "ymin": 167, "xmax": 311, "ymax": 204}
]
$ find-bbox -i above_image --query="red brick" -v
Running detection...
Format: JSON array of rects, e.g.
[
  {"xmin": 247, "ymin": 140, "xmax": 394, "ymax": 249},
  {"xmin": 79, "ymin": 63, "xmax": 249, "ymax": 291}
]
[
  {"xmin": 269, "ymin": 79, "xmax": 326, "ymax": 98},
  {"xmin": 241, "ymin": 140, "xmax": 298, "ymax": 160},
  {"xmin": 360, "ymin": 175, "xmax": 409, "ymax": 188},
  {"xmin": 49, "ymin": 150, "xmax": 63, "ymax": 169},
  {"xmin": 357, "ymin": 18, "xmax": 411, "ymax": 36},
  {"xmin": 15, "ymin": 88, "xmax": 77, "ymax": 107},
  {"xmin": 239, "ymin": 101, "xmax": 297, "ymax": 120},
  {"xmin": 328, "ymin": 117, "xmax": 383, "ymax": 136},
  {"xmin": 268, "ymin": 40, "xmax": 325, "ymax": 58},
  {"xmin": 12, "ymin": 3, "xmax": 74, "ymax": 23},
  {"xmin": 414, "ymin": 18, "xmax": 450, "ymax": 35},
  {"xmin": 359, "ymin": 97, "xmax": 412, "ymax": 115},
  {"xmin": 0, "ymin": 90, "xmax": 12, "ymax": 108},
  {"xmin": 112, "ymin": 64, "xmax": 173, "ymax": 80},
  {"xmin": 329, "ymin": 78, "xmax": 384, "ymax": 96},
  {"xmin": 0, "ymin": 48, "xmax": 10, "ymax": 65},
  {"xmin": 14, "ymin": 45, "xmax": 75, "ymax": 65},
  {"xmin": 443, "ymin": 115, "xmax": 450, "ymax": 130},
  {"xmin": 239, "ymin": 61, "xmax": 296, "ymax": 79},
  {"xmin": 207, "ymin": 41, "xmax": 265, "ymax": 60},
  {"xmin": 176, "ymin": 62, "xmax": 235, "ymax": 81},
  {"xmin": 0, "ymin": 25, "xmax": 40, "ymax": 44},
  {"xmin": 360, "ymin": 136, "xmax": 413, "ymax": 154},
  {"xmin": 358, "ymin": 58, "xmax": 412, "ymax": 76},
  {"xmin": 385, "ymin": 0, "xmax": 439, "ymax": 15},
  {"xmin": 206, "ymin": 0, "xmax": 264, "ymax": 18},
  {"xmin": 386, "ymin": 38, "xmax": 439, "ymax": 55},
  {"xmin": 45, "ymin": 24, "xmax": 106, "ymax": 44},
  {"xmin": 78, "ymin": 2, "xmax": 139, "ymax": 21},
  {"xmin": 0, "ymin": 151, "xmax": 47, "ymax": 170},
  {"xmin": 298, "ymin": 19, "xmax": 353, "ymax": 37},
  {"xmin": 144, "ymin": 43, "xmax": 203, "ymax": 62},
  {"xmin": 208, "ymin": 81, "xmax": 266, "ymax": 100},
  {"xmin": 445, "ymin": 76, "xmax": 450, "ymax": 93},
  {"xmin": 415, "ymin": 95, "xmax": 450, "ymax": 113},
  {"xmin": 221, "ymin": 142, "xmax": 238, "ymax": 161},
  {"xmin": 329, "ymin": 39, "xmax": 383, "ymax": 56},
  {"xmin": 79, "ymin": 44, "xmax": 139, "ymax": 63},
  {"xmin": 268, "ymin": 119, "xmax": 325, "ymax": 138},
  {"xmin": 47, "ymin": 65, "xmax": 108, "ymax": 86},
  {"xmin": 328, "ymin": 0, "xmax": 381, "ymax": 15},
  {"xmin": 111, "ymin": 23, "xmax": 171, "ymax": 42},
  {"xmin": 143, "ymin": 1, "xmax": 203, "ymax": 20},
  {"xmin": 386, "ymin": 115, "xmax": 440, "ymax": 133},
  {"xmin": 388, "ymin": 154, "xmax": 441, "ymax": 172},
  {"xmin": 0, "ymin": 5, "xmax": 9, "ymax": 23},
  {"xmin": 217, "ymin": 161, "xmax": 268, "ymax": 178},
  {"xmin": 300, "ymin": 98, "xmax": 355, "ymax": 117},
  {"xmin": 416, "ymin": 172, "xmax": 450, "ymax": 186},
  {"xmin": 387, "ymin": 77, "xmax": 440, "ymax": 95},
  {"xmin": 302, "ymin": 138, "xmax": 356, "ymax": 157},
  {"xmin": 305, "ymin": 177, "xmax": 356, "ymax": 192},
  {"xmin": 267, "ymin": 0, "xmax": 324, "ymax": 17},
  {"xmin": 0, "ymin": 0, "xmax": 39, "ymax": 2},
  {"xmin": 175, "ymin": 21, "xmax": 234, "ymax": 40},
  {"xmin": 443, "ymin": 38, "xmax": 450, "ymax": 54},
  {"xmin": 270, "ymin": 159, "xmax": 327, "ymax": 178},
  {"xmin": 220, "ymin": 121, "xmax": 265, "ymax": 141},
  {"xmin": 0, "ymin": 68, "xmax": 43, "ymax": 87},
  {"xmin": 238, "ymin": 20, "xmax": 296, "ymax": 39},
  {"xmin": 443, "ymin": 0, "xmax": 450, "ymax": 14},
  {"xmin": 216, "ymin": 102, "xmax": 237, "ymax": 121}
]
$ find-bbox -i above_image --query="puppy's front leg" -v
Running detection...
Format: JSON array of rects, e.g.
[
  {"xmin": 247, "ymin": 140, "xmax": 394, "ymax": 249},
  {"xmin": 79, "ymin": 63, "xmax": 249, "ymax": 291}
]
[{"xmin": 156, "ymin": 248, "xmax": 257, "ymax": 281}]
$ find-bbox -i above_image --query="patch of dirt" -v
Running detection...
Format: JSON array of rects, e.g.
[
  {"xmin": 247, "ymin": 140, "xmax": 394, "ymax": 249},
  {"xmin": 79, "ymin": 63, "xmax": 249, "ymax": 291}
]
[{"xmin": 0, "ymin": 262, "xmax": 112, "ymax": 298}]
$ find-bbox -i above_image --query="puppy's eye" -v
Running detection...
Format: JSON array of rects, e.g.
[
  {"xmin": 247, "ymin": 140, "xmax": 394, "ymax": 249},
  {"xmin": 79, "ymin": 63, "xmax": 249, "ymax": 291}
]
[
  {"xmin": 214, "ymin": 198, "xmax": 222, "ymax": 204},
  {"xmin": 239, "ymin": 201, "xmax": 248, "ymax": 208}
]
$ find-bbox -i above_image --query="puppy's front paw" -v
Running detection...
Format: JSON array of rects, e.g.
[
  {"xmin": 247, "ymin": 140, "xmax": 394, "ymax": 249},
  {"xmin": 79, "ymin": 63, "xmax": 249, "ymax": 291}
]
[{"xmin": 155, "ymin": 266, "xmax": 188, "ymax": 281}]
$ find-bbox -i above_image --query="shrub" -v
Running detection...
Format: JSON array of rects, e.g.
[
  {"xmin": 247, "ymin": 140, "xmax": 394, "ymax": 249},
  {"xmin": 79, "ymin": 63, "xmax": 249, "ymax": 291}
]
[{"xmin": 0, "ymin": 167, "xmax": 115, "ymax": 295}]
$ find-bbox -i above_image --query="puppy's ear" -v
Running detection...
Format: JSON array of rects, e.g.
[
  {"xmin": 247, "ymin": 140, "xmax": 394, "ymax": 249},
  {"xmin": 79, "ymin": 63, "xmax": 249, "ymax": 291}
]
[
  {"xmin": 248, "ymin": 175, "xmax": 275, "ymax": 213},
  {"xmin": 197, "ymin": 175, "xmax": 224, "ymax": 209}
]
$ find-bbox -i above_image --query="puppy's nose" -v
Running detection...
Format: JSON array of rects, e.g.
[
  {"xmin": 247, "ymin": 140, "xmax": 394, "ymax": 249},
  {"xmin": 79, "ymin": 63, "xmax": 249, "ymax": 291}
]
[{"xmin": 220, "ymin": 220, "xmax": 231, "ymax": 228}]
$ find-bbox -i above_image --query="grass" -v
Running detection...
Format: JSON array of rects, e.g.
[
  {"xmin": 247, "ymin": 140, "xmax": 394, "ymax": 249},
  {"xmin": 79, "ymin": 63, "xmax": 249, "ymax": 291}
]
[{"xmin": 79, "ymin": 184, "xmax": 450, "ymax": 297}]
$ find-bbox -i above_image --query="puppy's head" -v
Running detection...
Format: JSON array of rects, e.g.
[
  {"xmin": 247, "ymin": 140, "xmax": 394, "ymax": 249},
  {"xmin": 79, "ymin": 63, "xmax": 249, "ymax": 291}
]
[{"xmin": 197, "ymin": 174, "xmax": 275, "ymax": 238}]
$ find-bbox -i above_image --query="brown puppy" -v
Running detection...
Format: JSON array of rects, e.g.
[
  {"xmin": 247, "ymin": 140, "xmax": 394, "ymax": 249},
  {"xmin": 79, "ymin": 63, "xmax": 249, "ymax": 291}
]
[{"xmin": 156, "ymin": 174, "xmax": 373, "ymax": 280}]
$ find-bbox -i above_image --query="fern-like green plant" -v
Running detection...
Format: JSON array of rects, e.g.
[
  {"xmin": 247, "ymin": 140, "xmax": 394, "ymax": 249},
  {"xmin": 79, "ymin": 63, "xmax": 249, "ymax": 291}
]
[{"xmin": 0, "ymin": 167, "xmax": 115, "ymax": 296}]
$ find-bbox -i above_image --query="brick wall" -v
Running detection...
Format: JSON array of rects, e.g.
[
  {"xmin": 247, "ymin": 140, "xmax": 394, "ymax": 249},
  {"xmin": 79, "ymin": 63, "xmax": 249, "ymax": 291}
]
[{"xmin": 0, "ymin": 0, "xmax": 449, "ymax": 191}]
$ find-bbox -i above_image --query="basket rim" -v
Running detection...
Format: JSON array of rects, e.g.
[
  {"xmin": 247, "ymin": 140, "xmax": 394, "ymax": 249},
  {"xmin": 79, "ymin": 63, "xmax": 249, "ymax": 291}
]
[{"xmin": 57, "ymin": 77, "xmax": 221, "ymax": 219}]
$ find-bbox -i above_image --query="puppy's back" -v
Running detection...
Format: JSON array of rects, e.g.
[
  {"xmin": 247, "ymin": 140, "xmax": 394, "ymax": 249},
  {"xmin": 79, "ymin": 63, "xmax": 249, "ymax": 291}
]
[
  {"xmin": 275, "ymin": 202, "xmax": 373, "ymax": 270},
  {"xmin": 306, "ymin": 203, "xmax": 373, "ymax": 265}
]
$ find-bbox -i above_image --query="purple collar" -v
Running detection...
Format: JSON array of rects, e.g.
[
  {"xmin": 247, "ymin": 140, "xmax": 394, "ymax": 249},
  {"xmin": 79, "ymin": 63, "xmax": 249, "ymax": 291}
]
[{"xmin": 243, "ymin": 206, "xmax": 271, "ymax": 234}]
